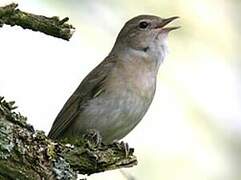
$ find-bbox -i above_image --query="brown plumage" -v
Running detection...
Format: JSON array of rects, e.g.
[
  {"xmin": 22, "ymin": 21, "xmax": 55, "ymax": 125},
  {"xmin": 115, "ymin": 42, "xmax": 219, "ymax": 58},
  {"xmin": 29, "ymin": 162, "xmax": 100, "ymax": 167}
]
[{"xmin": 48, "ymin": 15, "xmax": 179, "ymax": 144}]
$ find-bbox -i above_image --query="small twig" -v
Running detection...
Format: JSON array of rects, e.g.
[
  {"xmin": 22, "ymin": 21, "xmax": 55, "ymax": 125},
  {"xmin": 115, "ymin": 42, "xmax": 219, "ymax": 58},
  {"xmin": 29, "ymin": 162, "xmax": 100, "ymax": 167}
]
[
  {"xmin": 0, "ymin": 3, "xmax": 75, "ymax": 40},
  {"xmin": 120, "ymin": 169, "xmax": 136, "ymax": 180}
]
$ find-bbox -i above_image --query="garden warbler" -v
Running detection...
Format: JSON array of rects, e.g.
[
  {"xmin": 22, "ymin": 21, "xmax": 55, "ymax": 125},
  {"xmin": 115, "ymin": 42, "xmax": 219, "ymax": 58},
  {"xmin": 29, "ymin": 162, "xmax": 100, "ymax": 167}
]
[{"xmin": 48, "ymin": 15, "xmax": 179, "ymax": 144}]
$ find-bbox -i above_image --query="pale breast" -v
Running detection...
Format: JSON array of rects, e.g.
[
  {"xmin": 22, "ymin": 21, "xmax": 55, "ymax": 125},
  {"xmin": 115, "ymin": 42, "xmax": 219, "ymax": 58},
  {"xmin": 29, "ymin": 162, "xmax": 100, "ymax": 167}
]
[
  {"xmin": 107, "ymin": 59, "xmax": 157, "ymax": 100},
  {"xmin": 70, "ymin": 59, "xmax": 157, "ymax": 143},
  {"xmin": 82, "ymin": 85, "xmax": 153, "ymax": 143}
]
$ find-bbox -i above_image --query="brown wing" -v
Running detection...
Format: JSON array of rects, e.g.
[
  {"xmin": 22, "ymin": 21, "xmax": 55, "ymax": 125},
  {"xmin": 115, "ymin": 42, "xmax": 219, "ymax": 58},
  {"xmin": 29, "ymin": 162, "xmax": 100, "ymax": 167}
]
[{"xmin": 48, "ymin": 56, "xmax": 116, "ymax": 139}]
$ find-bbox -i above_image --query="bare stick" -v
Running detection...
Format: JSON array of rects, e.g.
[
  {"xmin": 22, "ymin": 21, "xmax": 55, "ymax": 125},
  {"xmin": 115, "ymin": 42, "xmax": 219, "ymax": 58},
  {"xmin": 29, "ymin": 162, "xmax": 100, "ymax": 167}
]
[{"xmin": 0, "ymin": 3, "xmax": 75, "ymax": 40}]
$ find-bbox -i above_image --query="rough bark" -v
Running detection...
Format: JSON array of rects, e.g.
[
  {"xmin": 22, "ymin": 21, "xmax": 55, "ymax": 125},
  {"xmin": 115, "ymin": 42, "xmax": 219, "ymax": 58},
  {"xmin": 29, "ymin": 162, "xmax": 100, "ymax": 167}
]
[
  {"xmin": 0, "ymin": 3, "xmax": 75, "ymax": 40},
  {"xmin": 0, "ymin": 97, "xmax": 137, "ymax": 179}
]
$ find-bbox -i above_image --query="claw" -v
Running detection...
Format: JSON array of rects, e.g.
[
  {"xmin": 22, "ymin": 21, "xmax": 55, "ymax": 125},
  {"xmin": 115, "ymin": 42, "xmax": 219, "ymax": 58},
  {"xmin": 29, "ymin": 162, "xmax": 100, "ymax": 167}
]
[
  {"xmin": 82, "ymin": 129, "xmax": 102, "ymax": 148},
  {"xmin": 114, "ymin": 141, "xmax": 130, "ymax": 157},
  {"xmin": 120, "ymin": 141, "xmax": 130, "ymax": 157}
]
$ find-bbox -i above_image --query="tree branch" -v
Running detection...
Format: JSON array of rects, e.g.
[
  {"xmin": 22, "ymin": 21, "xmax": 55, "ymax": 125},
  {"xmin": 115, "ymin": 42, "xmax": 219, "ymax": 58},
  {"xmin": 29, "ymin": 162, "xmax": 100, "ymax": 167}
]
[
  {"xmin": 0, "ymin": 3, "xmax": 75, "ymax": 40},
  {"xmin": 0, "ymin": 97, "xmax": 137, "ymax": 179}
]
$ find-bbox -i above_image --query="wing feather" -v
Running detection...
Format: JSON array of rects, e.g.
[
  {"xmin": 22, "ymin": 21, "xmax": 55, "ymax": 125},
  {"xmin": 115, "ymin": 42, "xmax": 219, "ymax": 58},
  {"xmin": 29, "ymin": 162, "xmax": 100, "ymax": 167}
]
[{"xmin": 48, "ymin": 56, "xmax": 116, "ymax": 139}]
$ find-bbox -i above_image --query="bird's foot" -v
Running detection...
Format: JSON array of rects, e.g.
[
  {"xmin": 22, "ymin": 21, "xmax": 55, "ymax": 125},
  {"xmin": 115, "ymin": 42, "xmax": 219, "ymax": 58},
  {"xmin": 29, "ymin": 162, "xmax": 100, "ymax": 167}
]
[
  {"xmin": 114, "ymin": 141, "xmax": 132, "ymax": 157},
  {"xmin": 82, "ymin": 129, "xmax": 102, "ymax": 148}
]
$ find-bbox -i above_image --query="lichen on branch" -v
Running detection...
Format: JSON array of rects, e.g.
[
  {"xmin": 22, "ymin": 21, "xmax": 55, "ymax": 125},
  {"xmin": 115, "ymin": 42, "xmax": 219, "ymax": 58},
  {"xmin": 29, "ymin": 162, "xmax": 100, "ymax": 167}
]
[{"xmin": 0, "ymin": 97, "xmax": 137, "ymax": 179}]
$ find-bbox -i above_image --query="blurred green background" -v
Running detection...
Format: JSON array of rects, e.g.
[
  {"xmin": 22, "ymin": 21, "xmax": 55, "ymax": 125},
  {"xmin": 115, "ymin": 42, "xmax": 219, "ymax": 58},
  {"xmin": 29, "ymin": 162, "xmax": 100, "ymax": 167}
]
[{"xmin": 0, "ymin": 0, "xmax": 240, "ymax": 179}]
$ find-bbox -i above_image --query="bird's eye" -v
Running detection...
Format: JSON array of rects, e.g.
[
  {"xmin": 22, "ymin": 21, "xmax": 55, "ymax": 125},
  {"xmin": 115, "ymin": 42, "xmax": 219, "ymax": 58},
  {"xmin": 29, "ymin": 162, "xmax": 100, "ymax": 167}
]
[{"xmin": 138, "ymin": 21, "xmax": 149, "ymax": 29}]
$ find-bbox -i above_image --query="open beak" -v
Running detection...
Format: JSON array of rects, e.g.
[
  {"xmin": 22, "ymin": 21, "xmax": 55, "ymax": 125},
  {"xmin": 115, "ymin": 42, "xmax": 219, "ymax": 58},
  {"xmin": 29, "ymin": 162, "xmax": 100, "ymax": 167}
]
[{"xmin": 155, "ymin": 16, "xmax": 180, "ymax": 32}]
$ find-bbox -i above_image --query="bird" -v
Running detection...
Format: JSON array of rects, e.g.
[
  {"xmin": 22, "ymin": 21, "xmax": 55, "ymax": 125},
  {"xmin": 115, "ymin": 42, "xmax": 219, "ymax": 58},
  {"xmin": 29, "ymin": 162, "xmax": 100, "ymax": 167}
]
[{"xmin": 48, "ymin": 15, "xmax": 179, "ymax": 144}]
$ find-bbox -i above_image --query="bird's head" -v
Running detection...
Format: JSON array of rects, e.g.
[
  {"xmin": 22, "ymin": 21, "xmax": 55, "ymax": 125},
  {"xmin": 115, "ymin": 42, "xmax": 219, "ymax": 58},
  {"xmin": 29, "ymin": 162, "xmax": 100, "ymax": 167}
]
[{"xmin": 111, "ymin": 15, "xmax": 180, "ymax": 67}]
